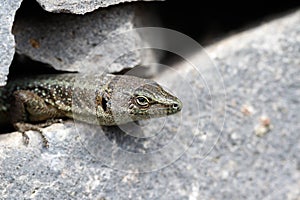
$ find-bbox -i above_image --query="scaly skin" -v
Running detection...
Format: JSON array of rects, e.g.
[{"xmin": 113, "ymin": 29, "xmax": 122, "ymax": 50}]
[{"xmin": 0, "ymin": 73, "xmax": 182, "ymax": 128}]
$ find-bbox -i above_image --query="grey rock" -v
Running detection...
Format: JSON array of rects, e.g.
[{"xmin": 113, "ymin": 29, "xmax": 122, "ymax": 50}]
[
  {"xmin": 0, "ymin": 0, "xmax": 23, "ymax": 86},
  {"xmin": 14, "ymin": 4, "xmax": 158, "ymax": 75},
  {"xmin": 1, "ymin": 10, "xmax": 300, "ymax": 200},
  {"xmin": 36, "ymin": 0, "xmax": 160, "ymax": 14}
]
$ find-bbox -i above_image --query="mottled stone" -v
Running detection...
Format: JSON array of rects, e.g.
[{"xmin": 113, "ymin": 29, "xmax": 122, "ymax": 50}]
[
  {"xmin": 36, "ymin": 0, "xmax": 160, "ymax": 14},
  {"xmin": 0, "ymin": 0, "xmax": 23, "ymax": 86},
  {"xmin": 1, "ymin": 9, "xmax": 300, "ymax": 200},
  {"xmin": 13, "ymin": 3, "xmax": 158, "ymax": 75}
]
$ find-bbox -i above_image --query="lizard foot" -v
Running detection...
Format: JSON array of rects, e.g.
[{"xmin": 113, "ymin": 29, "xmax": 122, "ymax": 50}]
[{"xmin": 14, "ymin": 122, "xmax": 50, "ymax": 148}]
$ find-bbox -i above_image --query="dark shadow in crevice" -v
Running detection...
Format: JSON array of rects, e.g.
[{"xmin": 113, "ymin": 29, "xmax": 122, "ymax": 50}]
[{"xmin": 9, "ymin": 54, "xmax": 76, "ymax": 80}]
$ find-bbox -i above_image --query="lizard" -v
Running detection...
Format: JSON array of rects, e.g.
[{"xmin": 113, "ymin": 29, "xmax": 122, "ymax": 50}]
[{"xmin": 0, "ymin": 73, "xmax": 182, "ymax": 147}]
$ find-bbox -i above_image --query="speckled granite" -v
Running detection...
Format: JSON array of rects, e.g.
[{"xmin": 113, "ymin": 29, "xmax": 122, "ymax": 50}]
[{"xmin": 0, "ymin": 9, "xmax": 299, "ymax": 200}]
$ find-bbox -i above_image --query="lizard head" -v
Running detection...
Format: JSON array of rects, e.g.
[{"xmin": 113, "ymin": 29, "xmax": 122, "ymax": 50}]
[
  {"xmin": 129, "ymin": 82, "xmax": 182, "ymax": 119},
  {"xmin": 109, "ymin": 75, "xmax": 182, "ymax": 124}
]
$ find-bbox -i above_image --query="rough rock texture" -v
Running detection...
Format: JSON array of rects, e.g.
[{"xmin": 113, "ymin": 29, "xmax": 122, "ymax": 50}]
[
  {"xmin": 13, "ymin": 3, "xmax": 158, "ymax": 74},
  {"xmin": 0, "ymin": 0, "xmax": 159, "ymax": 86},
  {"xmin": 36, "ymin": 0, "xmax": 159, "ymax": 14},
  {"xmin": 0, "ymin": 0, "xmax": 23, "ymax": 86},
  {"xmin": 1, "ymin": 10, "xmax": 300, "ymax": 200}
]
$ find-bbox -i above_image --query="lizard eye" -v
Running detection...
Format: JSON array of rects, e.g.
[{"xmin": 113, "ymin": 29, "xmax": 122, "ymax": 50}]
[{"xmin": 135, "ymin": 96, "xmax": 149, "ymax": 107}]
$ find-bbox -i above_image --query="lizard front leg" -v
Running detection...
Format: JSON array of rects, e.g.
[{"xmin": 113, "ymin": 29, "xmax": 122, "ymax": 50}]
[{"xmin": 10, "ymin": 90, "xmax": 64, "ymax": 148}]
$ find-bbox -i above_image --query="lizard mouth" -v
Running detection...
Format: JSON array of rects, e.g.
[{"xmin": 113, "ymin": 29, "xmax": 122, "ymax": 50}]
[
  {"xmin": 129, "ymin": 100, "xmax": 182, "ymax": 117},
  {"xmin": 156, "ymin": 102, "xmax": 182, "ymax": 116}
]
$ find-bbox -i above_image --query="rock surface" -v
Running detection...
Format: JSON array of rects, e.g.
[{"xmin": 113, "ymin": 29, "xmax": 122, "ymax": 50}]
[
  {"xmin": 0, "ymin": 0, "xmax": 23, "ymax": 86},
  {"xmin": 36, "ymin": 0, "xmax": 158, "ymax": 14},
  {"xmin": 13, "ymin": 2, "xmax": 158, "ymax": 75},
  {"xmin": 1, "ymin": 0, "xmax": 159, "ymax": 86},
  {"xmin": 1, "ymin": 10, "xmax": 300, "ymax": 200}
]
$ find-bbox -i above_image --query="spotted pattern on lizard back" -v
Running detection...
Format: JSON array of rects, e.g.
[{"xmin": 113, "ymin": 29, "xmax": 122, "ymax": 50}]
[{"xmin": 0, "ymin": 73, "xmax": 182, "ymax": 127}]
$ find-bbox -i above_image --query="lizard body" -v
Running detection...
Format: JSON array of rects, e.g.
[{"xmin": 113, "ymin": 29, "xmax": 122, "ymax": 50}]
[{"xmin": 0, "ymin": 73, "xmax": 182, "ymax": 128}]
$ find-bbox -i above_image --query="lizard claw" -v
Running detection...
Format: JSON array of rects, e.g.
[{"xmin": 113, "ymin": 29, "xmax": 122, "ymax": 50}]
[
  {"xmin": 22, "ymin": 132, "xmax": 30, "ymax": 146},
  {"xmin": 14, "ymin": 122, "xmax": 50, "ymax": 148}
]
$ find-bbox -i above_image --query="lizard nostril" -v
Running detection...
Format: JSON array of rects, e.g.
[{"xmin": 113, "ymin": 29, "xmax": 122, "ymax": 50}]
[
  {"xmin": 172, "ymin": 103, "xmax": 180, "ymax": 110},
  {"xmin": 171, "ymin": 100, "xmax": 182, "ymax": 111}
]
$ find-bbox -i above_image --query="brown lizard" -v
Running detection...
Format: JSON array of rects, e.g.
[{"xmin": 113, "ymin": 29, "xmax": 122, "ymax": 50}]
[{"xmin": 0, "ymin": 73, "xmax": 182, "ymax": 147}]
